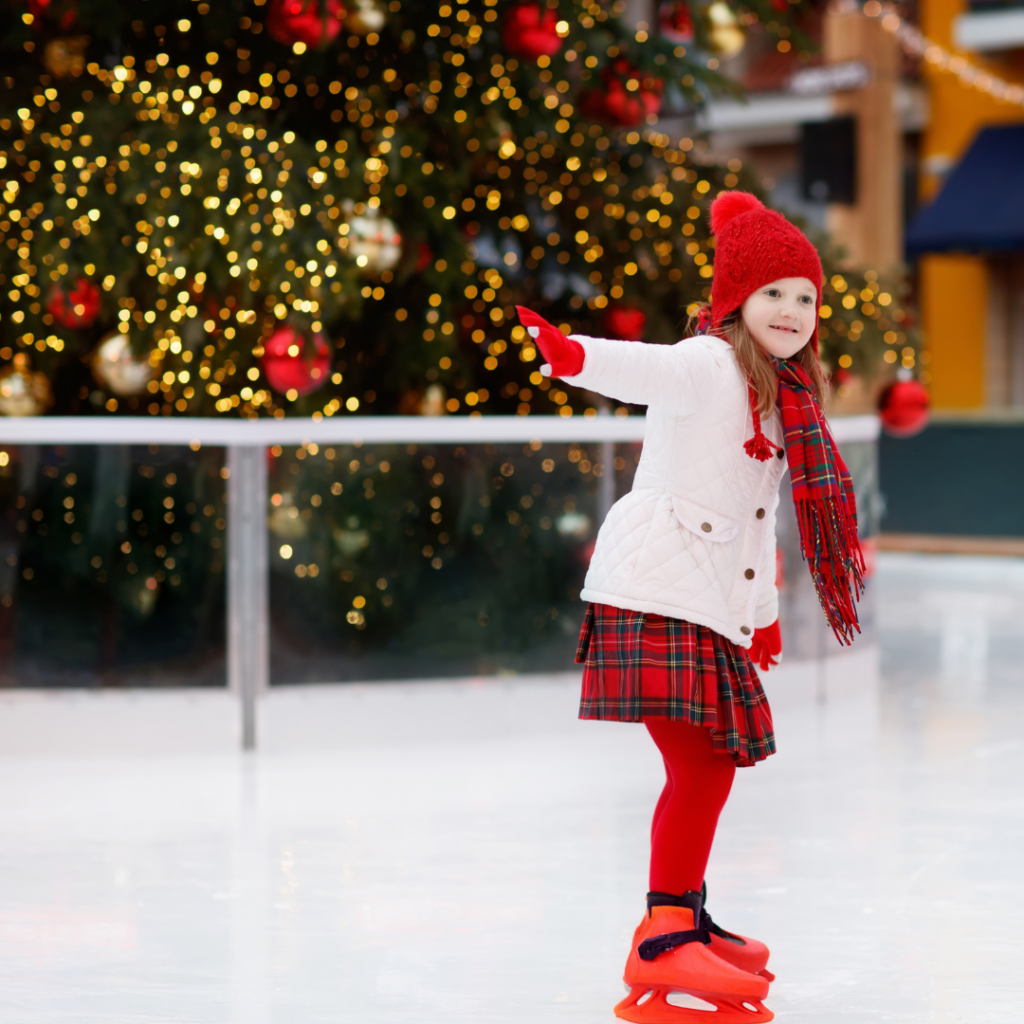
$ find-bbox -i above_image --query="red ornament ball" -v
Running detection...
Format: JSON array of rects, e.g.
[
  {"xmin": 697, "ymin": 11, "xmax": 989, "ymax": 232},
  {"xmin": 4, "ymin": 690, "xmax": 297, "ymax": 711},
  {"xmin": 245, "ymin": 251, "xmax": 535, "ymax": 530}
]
[
  {"xmin": 879, "ymin": 378, "xmax": 930, "ymax": 437},
  {"xmin": 47, "ymin": 277, "xmax": 100, "ymax": 329},
  {"xmin": 266, "ymin": 0, "xmax": 344, "ymax": 47},
  {"xmin": 604, "ymin": 305, "xmax": 646, "ymax": 341},
  {"xmin": 659, "ymin": 1, "xmax": 695, "ymax": 44},
  {"xmin": 580, "ymin": 60, "xmax": 662, "ymax": 127},
  {"xmin": 502, "ymin": 3, "xmax": 563, "ymax": 60},
  {"xmin": 262, "ymin": 327, "xmax": 332, "ymax": 397},
  {"xmin": 414, "ymin": 242, "xmax": 434, "ymax": 274},
  {"xmin": 27, "ymin": 0, "xmax": 77, "ymax": 30}
]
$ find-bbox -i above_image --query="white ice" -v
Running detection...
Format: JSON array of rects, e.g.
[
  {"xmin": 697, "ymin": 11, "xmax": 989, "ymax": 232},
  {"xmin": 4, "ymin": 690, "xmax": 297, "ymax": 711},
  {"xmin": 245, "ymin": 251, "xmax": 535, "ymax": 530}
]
[{"xmin": 0, "ymin": 552, "xmax": 1022, "ymax": 1022}]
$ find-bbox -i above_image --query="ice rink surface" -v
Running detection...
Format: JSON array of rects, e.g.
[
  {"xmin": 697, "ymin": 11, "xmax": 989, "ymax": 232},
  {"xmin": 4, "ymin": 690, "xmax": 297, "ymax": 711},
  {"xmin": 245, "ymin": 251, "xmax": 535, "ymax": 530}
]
[{"xmin": 0, "ymin": 552, "xmax": 1022, "ymax": 1023}]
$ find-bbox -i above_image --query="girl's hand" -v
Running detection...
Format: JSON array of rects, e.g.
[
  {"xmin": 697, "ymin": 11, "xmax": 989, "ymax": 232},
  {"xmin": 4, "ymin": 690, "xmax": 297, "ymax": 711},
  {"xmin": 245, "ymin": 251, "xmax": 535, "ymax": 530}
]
[
  {"xmin": 515, "ymin": 306, "xmax": 585, "ymax": 378},
  {"xmin": 750, "ymin": 620, "xmax": 782, "ymax": 671}
]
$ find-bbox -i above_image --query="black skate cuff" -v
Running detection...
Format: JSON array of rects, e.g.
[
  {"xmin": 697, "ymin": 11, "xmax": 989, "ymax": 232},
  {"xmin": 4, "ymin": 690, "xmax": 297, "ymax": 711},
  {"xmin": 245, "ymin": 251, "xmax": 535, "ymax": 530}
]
[{"xmin": 646, "ymin": 890, "xmax": 703, "ymax": 914}]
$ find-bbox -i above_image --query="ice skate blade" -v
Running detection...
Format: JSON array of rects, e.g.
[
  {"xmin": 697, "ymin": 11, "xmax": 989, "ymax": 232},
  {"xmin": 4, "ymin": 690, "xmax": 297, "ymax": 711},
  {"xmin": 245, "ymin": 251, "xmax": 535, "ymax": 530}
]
[{"xmin": 614, "ymin": 984, "xmax": 773, "ymax": 1024}]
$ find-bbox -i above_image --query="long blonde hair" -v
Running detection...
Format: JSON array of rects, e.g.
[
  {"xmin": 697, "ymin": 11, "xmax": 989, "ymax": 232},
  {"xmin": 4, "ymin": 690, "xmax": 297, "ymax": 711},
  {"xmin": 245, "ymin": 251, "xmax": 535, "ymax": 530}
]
[{"xmin": 688, "ymin": 304, "xmax": 827, "ymax": 419}]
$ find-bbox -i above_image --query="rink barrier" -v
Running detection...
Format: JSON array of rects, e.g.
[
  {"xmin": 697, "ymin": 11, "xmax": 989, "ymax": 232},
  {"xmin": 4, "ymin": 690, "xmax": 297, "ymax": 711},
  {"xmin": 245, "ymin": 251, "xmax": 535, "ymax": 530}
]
[{"xmin": 0, "ymin": 414, "xmax": 879, "ymax": 749}]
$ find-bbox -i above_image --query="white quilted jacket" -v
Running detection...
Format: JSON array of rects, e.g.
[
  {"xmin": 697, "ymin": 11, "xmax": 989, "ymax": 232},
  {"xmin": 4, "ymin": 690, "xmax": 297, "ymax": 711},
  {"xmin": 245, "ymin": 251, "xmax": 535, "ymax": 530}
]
[{"xmin": 563, "ymin": 332, "xmax": 787, "ymax": 648}]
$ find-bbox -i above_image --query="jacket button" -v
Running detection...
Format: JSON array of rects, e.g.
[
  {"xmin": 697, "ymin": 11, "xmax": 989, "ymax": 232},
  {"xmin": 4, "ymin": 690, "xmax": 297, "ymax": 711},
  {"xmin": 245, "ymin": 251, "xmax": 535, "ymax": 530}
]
[
  {"xmin": 776, "ymin": 449, "xmax": 785, "ymax": 460},
  {"xmin": 740, "ymin": 626, "xmax": 752, "ymax": 635},
  {"xmin": 701, "ymin": 522, "xmax": 712, "ymax": 533},
  {"xmin": 756, "ymin": 508, "xmax": 765, "ymax": 519},
  {"xmin": 744, "ymin": 568, "xmax": 755, "ymax": 580}
]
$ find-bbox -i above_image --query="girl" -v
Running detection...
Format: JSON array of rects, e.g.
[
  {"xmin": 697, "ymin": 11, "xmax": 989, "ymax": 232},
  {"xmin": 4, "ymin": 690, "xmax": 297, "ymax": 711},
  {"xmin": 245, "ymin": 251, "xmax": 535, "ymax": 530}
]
[{"xmin": 516, "ymin": 191, "xmax": 864, "ymax": 1024}]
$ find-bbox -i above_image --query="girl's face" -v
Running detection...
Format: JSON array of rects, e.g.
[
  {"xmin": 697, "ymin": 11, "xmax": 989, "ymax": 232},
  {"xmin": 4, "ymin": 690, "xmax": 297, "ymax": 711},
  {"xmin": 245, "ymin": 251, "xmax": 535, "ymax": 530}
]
[{"xmin": 740, "ymin": 277, "xmax": 818, "ymax": 359}]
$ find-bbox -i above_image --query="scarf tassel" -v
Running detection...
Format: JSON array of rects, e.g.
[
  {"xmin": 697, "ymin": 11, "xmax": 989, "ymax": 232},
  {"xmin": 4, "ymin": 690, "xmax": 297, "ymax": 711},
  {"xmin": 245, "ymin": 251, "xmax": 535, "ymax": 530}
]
[
  {"xmin": 744, "ymin": 384, "xmax": 783, "ymax": 462},
  {"xmin": 744, "ymin": 432, "xmax": 781, "ymax": 462},
  {"xmin": 794, "ymin": 496, "xmax": 866, "ymax": 645}
]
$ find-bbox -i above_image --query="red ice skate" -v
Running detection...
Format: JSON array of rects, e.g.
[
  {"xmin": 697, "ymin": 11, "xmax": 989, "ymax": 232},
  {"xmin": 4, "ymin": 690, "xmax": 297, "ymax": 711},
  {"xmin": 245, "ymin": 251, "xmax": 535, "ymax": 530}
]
[
  {"xmin": 639, "ymin": 889, "xmax": 774, "ymax": 983},
  {"xmin": 615, "ymin": 892, "xmax": 772, "ymax": 1024},
  {"xmin": 699, "ymin": 883, "xmax": 774, "ymax": 982}
]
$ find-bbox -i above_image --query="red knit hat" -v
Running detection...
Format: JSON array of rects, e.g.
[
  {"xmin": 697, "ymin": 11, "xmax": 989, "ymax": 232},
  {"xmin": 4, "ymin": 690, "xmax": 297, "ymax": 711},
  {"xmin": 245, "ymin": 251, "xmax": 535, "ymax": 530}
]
[{"xmin": 708, "ymin": 192, "xmax": 823, "ymax": 352}]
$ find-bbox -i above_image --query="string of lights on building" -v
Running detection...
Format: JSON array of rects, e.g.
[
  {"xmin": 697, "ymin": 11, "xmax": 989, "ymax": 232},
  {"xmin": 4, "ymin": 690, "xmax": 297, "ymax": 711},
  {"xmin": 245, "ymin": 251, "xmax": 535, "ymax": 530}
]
[{"xmin": 862, "ymin": 0, "xmax": 1024, "ymax": 108}]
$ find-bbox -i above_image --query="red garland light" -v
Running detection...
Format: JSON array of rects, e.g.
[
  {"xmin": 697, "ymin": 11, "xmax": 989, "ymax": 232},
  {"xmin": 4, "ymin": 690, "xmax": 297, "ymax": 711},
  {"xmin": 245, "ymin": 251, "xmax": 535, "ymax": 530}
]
[
  {"xmin": 46, "ymin": 277, "xmax": 100, "ymax": 329},
  {"xmin": 266, "ymin": 0, "xmax": 345, "ymax": 48},
  {"xmin": 878, "ymin": 378, "xmax": 930, "ymax": 437},
  {"xmin": 604, "ymin": 304, "xmax": 646, "ymax": 341},
  {"xmin": 262, "ymin": 327, "xmax": 332, "ymax": 396},
  {"xmin": 502, "ymin": 3, "xmax": 564, "ymax": 60}
]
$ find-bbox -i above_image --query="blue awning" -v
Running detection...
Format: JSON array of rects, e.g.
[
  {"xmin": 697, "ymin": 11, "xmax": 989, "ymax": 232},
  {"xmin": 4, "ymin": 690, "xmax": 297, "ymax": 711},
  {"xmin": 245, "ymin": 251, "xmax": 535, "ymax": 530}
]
[{"xmin": 905, "ymin": 123, "xmax": 1024, "ymax": 257}]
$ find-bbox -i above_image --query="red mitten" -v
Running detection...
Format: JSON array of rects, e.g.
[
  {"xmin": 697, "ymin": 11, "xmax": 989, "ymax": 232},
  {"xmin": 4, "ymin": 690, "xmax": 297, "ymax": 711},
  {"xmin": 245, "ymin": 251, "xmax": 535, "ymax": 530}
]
[
  {"xmin": 515, "ymin": 306, "xmax": 585, "ymax": 378},
  {"xmin": 749, "ymin": 620, "xmax": 782, "ymax": 671}
]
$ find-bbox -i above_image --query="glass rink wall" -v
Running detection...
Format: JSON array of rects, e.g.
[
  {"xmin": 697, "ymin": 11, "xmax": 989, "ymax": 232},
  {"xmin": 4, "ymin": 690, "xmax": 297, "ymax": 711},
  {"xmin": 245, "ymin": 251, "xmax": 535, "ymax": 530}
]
[
  {"xmin": 0, "ymin": 414, "xmax": 879, "ymax": 744},
  {"xmin": 267, "ymin": 439, "xmax": 606, "ymax": 684},
  {"xmin": 0, "ymin": 440, "xmax": 227, "ymax": 688}
]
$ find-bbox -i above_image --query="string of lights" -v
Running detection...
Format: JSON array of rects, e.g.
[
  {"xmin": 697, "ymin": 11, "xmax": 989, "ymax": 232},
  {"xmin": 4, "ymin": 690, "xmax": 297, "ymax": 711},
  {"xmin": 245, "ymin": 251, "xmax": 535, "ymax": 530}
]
[{"xmin": 862, "ymin": 0, "xmax": 1024, "ymax": 107}]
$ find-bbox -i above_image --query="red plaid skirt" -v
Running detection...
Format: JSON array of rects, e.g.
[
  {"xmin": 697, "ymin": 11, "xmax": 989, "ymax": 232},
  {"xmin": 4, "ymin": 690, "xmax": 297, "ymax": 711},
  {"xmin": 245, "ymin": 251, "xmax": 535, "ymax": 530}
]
[{"xmin": 576, "ymin": 603, "xmax": 776, "ymax": 767}]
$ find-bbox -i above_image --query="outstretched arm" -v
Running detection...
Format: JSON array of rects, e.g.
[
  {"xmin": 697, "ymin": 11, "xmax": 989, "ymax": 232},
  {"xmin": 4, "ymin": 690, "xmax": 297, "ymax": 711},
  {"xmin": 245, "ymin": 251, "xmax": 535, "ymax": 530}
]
[{"xmin": 515, "ymin": 307, "xmax": 726, "ymax": 411}]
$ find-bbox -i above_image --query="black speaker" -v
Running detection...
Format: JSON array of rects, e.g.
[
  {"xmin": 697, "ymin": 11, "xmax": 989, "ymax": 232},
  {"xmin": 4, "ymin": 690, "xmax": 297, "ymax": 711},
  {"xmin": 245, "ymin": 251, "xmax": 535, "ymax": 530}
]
[{"xmin": 800, "ymin": 116, "xmax": 857, "ymax": 204}]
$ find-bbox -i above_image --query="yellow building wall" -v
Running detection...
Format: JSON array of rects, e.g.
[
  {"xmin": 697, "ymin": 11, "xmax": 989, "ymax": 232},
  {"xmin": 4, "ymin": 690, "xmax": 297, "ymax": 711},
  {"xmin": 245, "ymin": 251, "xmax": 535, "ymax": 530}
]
[
  {"xmin": 918, "ymin": 0, "xmax": 1024, "ymax": 408},
  {"xmin": 920, "ymin": 254, "xmax": 987, "ymax": 408}
]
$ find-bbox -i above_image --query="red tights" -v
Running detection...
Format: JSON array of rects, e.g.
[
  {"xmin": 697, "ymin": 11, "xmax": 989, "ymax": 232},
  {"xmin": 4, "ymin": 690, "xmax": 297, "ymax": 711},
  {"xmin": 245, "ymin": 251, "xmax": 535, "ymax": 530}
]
[{"xmin": 646, "ymin": 721, "xmax": 736, "ymax": 895}]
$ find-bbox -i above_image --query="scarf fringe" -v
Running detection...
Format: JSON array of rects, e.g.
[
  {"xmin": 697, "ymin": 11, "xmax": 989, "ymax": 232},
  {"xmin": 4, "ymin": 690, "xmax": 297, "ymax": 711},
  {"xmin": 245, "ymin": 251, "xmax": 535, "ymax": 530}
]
[{"xmin": 795, "ymin": 496, "xmax": 866, "ymax": 645}]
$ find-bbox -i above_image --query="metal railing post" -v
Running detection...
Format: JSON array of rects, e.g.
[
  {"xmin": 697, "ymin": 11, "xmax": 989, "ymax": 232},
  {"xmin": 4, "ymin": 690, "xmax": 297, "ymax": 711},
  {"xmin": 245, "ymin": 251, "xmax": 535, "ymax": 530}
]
[
  {"xmin": 597, "ymin": 406, "xmax": 616, "ymax": 524},
  {"xmin": 227, "ymin": 444, "xmax": 269, "ymax": 750}
]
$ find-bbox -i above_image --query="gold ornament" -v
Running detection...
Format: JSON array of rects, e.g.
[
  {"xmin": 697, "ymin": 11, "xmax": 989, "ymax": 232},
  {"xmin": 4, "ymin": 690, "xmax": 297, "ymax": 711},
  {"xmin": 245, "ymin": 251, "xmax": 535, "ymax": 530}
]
[
  {"xmin": 91, "ymin": 331, "xmax": 155, "ymax": 397},
  {"xmin": 0, "ymin": 357, "xmax": 53, "ymax": 417},
  {"xmin": 333, "ymin": 516, "xmax": 370, "ymax": 555},
  {"xmin": 118, "ymin": 575, "xmax": 161, "ymax": 619},
  {"xmin": 419, "ymin": 383, "xmax": 446, "ymax": 416},
  {"xmin": 707, "ymin": 2, "xmax": 745, "ymax": 57},
  {"xmin": 345, "ymin": 0, "xmax": 387, "ymax": 34},
  {"xmin": 42, "ymin": 37, "xmax": 89, "ymax": 79},
  {"xmin": 268, "ymin": 492, "xmax": 308, "ymax": 541},
  {"xmin": 344, "ymin": 207, "xmax": 402, "ymax": 275}
]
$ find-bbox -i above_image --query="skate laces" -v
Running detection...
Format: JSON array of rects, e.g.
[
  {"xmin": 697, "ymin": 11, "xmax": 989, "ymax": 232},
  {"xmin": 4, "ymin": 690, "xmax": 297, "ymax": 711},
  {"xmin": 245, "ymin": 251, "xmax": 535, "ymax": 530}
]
[
  {"xmin": 700, "ymin": 908, "xmax": 747, "ymax": 946},
  {"xmin": 695, "ymin": 882, "xmax": 748, "ymax": 947},
  {"xmin": 639, "ymin": 890, "xmax": 711, "ymax": 961},
  {"xmin": 637, "ymin": 926, "xmax": 711, "ymax": 961}
]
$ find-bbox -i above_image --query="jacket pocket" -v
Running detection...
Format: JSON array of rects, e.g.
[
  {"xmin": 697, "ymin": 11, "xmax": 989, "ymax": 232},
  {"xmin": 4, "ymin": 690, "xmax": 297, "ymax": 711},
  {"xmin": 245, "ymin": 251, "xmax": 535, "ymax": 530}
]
[{"xmin": 669, "ymin": 494, "xmax": 740, "ymax": 544}]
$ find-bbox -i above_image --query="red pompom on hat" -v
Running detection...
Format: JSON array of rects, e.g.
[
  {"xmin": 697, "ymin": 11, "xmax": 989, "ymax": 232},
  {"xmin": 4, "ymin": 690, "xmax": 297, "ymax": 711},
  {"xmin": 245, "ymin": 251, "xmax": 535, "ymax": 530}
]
[{"xmin": 708, "ymin": 191, "xmax": 823, "ymax": 352}]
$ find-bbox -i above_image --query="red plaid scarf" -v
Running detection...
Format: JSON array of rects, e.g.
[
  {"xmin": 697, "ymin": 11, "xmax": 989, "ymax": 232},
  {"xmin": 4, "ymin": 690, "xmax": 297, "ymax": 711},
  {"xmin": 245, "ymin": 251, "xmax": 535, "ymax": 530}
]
[{"xmin": 744, "ymin": 360, "xmax": 865, "ymax": 644}]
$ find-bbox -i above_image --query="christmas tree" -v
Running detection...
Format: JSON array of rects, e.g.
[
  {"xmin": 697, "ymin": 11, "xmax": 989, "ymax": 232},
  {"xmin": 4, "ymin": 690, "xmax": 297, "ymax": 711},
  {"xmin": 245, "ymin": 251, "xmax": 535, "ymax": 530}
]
[
  {"xmin": 0, "ymin": 0, "xmax": 916, "ymax": 682},
  {"xmin": 0, "ymin": 0, "xmax": 915, "ymax": 421}
]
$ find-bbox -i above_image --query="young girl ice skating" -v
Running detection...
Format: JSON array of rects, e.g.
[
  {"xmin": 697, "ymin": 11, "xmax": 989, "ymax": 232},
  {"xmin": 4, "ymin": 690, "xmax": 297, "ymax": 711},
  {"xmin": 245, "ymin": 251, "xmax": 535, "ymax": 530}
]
[{"xmin": 516, "ymin": 191, "xmax": 864, "ymax": 1024}]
